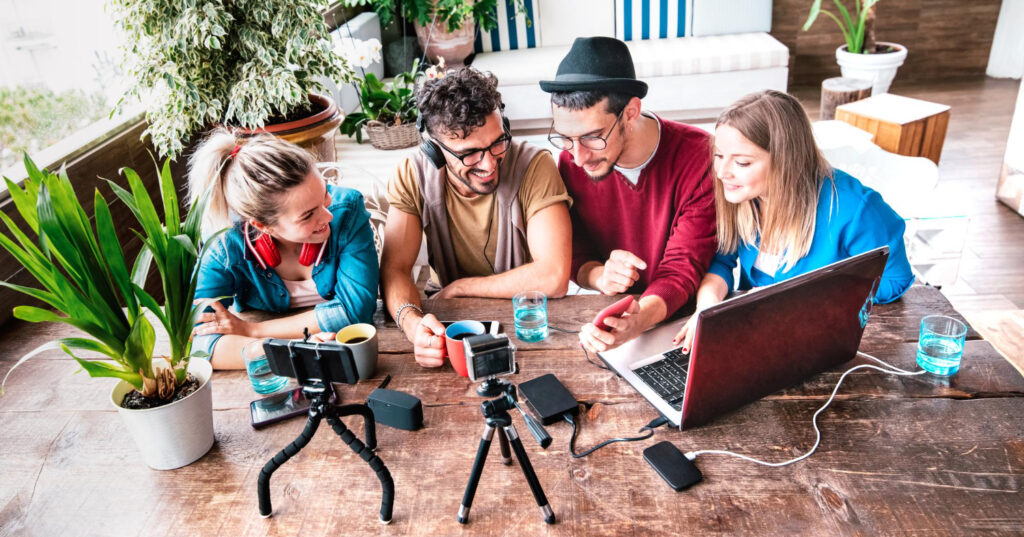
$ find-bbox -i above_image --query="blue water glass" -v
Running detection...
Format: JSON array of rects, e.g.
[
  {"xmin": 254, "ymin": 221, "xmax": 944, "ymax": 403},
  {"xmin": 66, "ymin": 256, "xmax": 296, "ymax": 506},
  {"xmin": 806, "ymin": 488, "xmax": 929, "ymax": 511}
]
[
  {"xmin": 513, "ymin": 291, "xmax": 548, "ymax": 343},
  {"xmin": 916, "ymin": 315, "xmax": 967, "ymax": 376},
  {"xmin": 243, "ymin": 340, "xmax": 289, "ymax": 394}
]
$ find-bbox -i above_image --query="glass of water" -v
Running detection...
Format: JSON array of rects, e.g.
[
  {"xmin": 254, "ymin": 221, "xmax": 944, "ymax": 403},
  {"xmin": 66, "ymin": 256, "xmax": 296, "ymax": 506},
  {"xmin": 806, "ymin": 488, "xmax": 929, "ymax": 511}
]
[
  {"xmin": 242, "ymin": 339, "xmax": 289, "ymax": 394},
  {"xmin": 513, "ymin": 291, "xmax": 548, "ymax": 343},
  {"xmin": 916, "ymin": 315, "xmax": 967, "ymax": 376}
]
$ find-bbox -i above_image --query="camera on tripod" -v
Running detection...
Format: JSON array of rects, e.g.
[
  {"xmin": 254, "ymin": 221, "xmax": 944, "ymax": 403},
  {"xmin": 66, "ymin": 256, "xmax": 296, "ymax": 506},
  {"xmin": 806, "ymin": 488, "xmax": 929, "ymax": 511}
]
[{"xmin": 463, "ymin": 333, "xmax": 516, "ymax": 383}]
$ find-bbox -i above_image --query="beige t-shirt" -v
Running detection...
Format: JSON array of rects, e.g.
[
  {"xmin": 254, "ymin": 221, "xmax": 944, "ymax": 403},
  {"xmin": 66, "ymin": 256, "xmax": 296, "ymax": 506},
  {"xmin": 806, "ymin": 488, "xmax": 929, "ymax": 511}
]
[{"xmin": 387, "ymin": 150, "xmax": 571, "ymax": 278}]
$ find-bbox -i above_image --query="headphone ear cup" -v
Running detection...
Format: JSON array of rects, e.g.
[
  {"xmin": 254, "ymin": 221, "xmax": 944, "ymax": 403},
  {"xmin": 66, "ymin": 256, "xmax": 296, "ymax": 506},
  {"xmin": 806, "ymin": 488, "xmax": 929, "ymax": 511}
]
[
  {"xmin": 253, "ymin": 232, "xmax": 282, "ymax": 268},
  {"xmin": 420, "ymin": 140, "xmax": 446, "ymax": 169}
]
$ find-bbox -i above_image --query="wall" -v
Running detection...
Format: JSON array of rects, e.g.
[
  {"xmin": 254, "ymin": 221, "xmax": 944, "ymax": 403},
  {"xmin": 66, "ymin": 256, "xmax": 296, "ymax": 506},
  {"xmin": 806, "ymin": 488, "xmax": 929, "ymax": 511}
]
[{"xmin": 771, "ymin": 0, "xmax": 1003, "ymax": 87}]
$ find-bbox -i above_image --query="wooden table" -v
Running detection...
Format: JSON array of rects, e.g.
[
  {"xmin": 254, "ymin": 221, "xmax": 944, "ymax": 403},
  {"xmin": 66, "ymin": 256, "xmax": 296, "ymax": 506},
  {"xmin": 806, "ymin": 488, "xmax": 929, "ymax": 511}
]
[
  {"xmin": 2, "ymin": 286, "xmax": 1023, "ymax": 536},
  {"xmin": 836, "ymin": 93, "xmax": 951, "ymax": 165}
]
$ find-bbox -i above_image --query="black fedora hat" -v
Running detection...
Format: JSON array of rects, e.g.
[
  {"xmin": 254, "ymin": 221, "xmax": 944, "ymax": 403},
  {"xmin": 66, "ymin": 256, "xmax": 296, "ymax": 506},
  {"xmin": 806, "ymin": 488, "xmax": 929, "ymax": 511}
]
[{"xmin": 540, "ymin": 37, "xmax": 648, "ymax": 98}]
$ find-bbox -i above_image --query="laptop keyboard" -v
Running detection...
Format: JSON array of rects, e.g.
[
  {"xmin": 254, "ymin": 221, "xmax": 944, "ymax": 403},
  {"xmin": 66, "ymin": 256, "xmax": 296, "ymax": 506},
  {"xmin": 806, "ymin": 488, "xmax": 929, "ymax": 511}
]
[{"xmin": 632, "ymin": 348, "xmax": 690, "ymax": 410}]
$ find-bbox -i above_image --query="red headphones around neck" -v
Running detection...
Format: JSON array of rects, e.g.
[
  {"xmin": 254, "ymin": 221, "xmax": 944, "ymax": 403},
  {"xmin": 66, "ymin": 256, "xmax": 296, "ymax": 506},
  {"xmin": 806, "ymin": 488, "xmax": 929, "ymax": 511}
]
[{"xmin": 244, "ymin": 222, "xmax": 327, "ymax": 270}]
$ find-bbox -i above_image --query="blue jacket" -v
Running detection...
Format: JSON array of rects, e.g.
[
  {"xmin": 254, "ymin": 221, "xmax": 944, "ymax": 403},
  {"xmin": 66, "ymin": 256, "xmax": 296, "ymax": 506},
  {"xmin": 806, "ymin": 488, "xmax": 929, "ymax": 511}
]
[
  {"xmin": 192, "ymin": 185, "xmax": 379, "ymax": 357},
  {"xmin": 708, "ymin": 169, "xmax": 914, "ymax": 303}
]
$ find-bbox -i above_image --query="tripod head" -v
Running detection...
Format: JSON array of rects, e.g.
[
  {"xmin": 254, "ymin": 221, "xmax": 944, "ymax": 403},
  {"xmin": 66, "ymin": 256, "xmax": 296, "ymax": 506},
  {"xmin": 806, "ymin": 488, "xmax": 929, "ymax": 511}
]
[{"xmin": 480, "ymin": 381, "xmax": 551, "ymax": 449}]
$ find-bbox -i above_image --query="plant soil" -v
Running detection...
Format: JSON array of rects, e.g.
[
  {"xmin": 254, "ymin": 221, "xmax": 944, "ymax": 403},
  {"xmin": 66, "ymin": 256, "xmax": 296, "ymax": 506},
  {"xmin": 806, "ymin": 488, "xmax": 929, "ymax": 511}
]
[
  {"xmin": 121, "ymin": 374, "xmax": 201, "ymax": 410},
  {"xmin": 264, "ymin": 98, "xmax": 324, "ymax": 125}
]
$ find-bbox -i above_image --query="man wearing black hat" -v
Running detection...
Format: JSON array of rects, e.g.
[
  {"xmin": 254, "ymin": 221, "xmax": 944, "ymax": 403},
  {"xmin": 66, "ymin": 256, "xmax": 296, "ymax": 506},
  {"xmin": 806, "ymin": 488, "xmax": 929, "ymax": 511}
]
[{"xmin": 540, "ymin": 36, "xmax": 717, "ymax": 353}]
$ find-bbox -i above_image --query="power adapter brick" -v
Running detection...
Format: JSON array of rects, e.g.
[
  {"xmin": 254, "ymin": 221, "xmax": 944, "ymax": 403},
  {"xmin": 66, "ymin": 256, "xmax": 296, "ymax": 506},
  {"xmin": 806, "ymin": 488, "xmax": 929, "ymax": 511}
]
[{"xmin": 518, "ymin": 373, "xmax": 579, "ymax": 425}]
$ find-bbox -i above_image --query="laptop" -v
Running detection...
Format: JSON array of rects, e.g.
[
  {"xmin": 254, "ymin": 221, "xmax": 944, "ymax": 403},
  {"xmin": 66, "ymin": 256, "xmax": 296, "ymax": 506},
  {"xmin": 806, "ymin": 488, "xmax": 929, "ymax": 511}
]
[{"xmin": 598, "ymin": 247, "xmax": 889, "ymax": 429}]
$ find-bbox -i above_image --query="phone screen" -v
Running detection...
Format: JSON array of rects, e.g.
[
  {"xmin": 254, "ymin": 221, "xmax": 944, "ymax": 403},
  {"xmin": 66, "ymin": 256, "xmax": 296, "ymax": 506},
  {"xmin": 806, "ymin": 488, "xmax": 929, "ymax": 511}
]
[{"xmin": 250, "ymin": 387, "xmax": 311, "ymax": 429}]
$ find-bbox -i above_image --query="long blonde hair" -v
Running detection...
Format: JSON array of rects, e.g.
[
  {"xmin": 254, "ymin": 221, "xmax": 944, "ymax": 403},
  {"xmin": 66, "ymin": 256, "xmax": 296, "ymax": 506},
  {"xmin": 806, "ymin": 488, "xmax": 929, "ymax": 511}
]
[
  {"xmin": 187, "ymin": 129, "xmax": 316, "ymax": 237},
  {"xmin": 714, "ymin": 90, "xmax": 833, "ymax": 271}
]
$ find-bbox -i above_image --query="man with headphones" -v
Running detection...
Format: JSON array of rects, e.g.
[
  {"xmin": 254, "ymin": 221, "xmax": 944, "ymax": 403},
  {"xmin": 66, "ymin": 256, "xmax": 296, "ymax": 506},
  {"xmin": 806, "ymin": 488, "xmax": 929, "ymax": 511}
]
[{"xmin": 381, "ymin": 67, "xmax": 573, "ymax": 368}]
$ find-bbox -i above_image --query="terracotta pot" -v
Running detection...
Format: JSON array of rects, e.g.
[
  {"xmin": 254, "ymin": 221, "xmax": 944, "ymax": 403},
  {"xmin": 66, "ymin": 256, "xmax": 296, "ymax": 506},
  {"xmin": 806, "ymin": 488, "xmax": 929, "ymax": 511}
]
[
  {"xmin": 111, "ymin": 359, "xmax": 214, "ymax": 470},
  {"xmin": 414, "ymin": 15, "xmax": 476, "ymax": 67},
  {"xmin": 232, "ymin": 93, "xmax": 342, "ymax": 161},
  {"xmin": 836, "ymin": 42, "xmax": 908, "ymax": 96}
]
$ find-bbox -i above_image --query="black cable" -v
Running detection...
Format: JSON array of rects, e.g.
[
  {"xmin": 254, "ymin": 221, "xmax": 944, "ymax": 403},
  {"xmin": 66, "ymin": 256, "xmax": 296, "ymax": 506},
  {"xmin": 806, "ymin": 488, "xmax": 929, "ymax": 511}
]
[
  {"xmin": 581, "ymin": 346, "xmax": 610, "ymax": 371},
  {"xmin": 563, "ymin": 414, "xmax": 669, "ymax": 458},
  {"xmin": 548, "ymin": 325, "xmax": 579, "ymax": 334}
]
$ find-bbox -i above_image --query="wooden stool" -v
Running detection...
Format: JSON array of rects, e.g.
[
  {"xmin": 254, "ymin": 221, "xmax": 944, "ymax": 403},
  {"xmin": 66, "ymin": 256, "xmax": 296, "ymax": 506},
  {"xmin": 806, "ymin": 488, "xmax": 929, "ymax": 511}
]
[
  {"xmin": 835, "ymin": 93, "xmax": 951, "ymax": 164},
  {"xmin": 820, "ymin": 77, "xmax": 872, "ymax": 121}
]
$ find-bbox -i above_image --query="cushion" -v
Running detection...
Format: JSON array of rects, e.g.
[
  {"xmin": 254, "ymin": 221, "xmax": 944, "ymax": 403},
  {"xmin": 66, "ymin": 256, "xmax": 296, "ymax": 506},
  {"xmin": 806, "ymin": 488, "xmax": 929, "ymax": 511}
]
[
  {"xmin": 475, "ymin": 0, "xmax": 540, "ymax": 53},
  {"xmin": 691, "ymin": 0, "xmax": 772, "ymax": 36},
  {"xmin": 615, "ymin": 0, "xmax": 694, "ymax": 41},
  {"xmin": 473, "ymin": 32, "xmax": 788, "ymax": 86}
]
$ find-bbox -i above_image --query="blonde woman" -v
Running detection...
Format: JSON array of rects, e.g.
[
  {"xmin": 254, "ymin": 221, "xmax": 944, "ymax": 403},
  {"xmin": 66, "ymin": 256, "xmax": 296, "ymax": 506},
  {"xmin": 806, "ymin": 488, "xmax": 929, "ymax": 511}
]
[
  {"xmin": 674, "ymin": 90, "xmax": 913, "ymax": 350},
  {"xmin": 189, "ymin": 130, "xmax": 379, "ymax": 369}
]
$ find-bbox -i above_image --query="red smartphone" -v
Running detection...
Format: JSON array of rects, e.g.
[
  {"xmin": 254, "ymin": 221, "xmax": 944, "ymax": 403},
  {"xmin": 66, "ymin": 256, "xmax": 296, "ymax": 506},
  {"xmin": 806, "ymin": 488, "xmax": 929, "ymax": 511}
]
[
  {"xmin": 592, "ymin": 296, "xmax": 635, "ymax": 331},
  {"xmin": 250, "ymin": 387, "xmax": 335, "ymax": 429}
]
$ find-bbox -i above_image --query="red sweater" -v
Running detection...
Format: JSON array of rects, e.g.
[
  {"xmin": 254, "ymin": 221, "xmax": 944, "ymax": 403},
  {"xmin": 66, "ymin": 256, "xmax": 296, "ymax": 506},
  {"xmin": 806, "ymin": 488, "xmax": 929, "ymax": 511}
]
[{"xmin": 560, "ymin": 118, "xmax": 717, "ymax": 316}]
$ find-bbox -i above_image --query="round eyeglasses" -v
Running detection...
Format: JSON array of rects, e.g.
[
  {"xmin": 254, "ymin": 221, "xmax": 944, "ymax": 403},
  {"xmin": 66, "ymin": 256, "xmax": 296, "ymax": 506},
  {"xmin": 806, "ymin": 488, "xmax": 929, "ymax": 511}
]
[
  {"xmin": 436, "ymin": 133, "xmax": 512, "ymax": 167},
  {"xmin": 547, "ymin": 110, "xmax": 624, "ymax": 151}
]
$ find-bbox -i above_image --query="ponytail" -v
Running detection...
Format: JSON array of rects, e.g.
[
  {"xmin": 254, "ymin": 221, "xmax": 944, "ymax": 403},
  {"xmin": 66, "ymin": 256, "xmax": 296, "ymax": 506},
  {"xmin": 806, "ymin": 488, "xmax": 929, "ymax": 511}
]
[
  {"xmin": 187, "ymin": 128, "xmax": 316, "ymax": 238},
  {"xmin": 187, "ymin": 129, "xmax": 237, "ymax": 238}
]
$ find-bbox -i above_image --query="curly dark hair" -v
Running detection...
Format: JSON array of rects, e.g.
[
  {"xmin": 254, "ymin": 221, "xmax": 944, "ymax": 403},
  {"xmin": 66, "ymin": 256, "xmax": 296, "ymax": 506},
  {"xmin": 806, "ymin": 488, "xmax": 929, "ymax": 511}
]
[{"xmin": 417, "ymin": 67, "xmax": 504, "ymax": 139}]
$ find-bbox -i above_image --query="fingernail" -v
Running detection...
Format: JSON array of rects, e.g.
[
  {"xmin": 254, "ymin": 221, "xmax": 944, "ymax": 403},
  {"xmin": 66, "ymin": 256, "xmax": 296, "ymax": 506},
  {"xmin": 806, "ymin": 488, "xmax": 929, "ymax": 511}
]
[{"xmin": 682, "ymin": 347, "xmax": 688, "ymax": 353}]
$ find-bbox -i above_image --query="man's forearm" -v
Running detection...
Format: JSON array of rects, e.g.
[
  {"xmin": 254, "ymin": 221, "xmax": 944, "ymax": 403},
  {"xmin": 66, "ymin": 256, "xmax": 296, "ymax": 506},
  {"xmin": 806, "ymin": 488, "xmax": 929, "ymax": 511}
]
[
  {"xmin": 576, "ymin": 261, "xmax": 603, "ymax": 290},
  {"xmin": 448, "ymin": 260, "xmax": 569, "ymax": 299},
  {"xmin": 382, "ymin": 268, "xmax": 423, "ymax": 335},
  {"xmin": 635, "ymin": 294, "xmax": 668, "ymax": 332}
]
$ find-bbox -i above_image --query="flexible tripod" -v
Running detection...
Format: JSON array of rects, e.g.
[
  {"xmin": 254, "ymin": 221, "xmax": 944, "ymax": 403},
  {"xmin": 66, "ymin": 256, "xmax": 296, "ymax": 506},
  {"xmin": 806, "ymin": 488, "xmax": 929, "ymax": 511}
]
[
  {"xmin": 256, "ymin": 338, "xmax": 394, "ymax": 523},
  {"xmin": 457, "ymin": 380, "xmax": 555, "ymax": 524}
]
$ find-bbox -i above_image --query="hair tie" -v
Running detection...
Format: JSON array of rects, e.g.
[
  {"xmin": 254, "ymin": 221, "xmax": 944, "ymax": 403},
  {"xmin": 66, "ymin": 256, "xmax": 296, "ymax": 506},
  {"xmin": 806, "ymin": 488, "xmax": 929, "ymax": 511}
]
[{"xmin": 229, "ymin": 145, "xmax": 242, "ymax": 159}]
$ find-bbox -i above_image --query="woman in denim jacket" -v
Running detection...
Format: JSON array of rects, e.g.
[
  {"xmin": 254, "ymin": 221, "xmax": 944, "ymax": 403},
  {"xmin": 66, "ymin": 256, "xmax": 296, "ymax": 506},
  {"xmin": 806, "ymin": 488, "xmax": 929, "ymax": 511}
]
[{"xmin": 189, "ymin": 130, "xmax": 379, "ymax": 369}]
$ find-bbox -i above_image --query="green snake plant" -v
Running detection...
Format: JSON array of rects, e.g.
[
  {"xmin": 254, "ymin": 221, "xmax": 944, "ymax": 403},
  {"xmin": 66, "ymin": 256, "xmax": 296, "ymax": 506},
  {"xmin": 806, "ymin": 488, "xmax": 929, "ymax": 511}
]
[{"xmin": 0, "ymin": 156, "xmax": 222, "ymax": 402}]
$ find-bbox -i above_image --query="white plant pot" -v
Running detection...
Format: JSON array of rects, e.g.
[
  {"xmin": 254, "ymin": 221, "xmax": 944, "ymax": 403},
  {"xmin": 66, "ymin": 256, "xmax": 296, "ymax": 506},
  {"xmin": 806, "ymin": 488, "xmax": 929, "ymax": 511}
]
[
  {"xmin": 836, "ymin": 42, "xmax": 908, "ymax": 95},
  {"xmin": 111, "ymin": 359, "xmax": 215, "ymax": 470}
]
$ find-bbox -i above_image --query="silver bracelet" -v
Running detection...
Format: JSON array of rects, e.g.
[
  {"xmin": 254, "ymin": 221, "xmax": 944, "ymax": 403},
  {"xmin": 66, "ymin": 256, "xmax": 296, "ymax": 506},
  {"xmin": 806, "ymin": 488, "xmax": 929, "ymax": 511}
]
[{"xmin": 394, "ymin": 303, "xmax": 423, "ymax": 328}]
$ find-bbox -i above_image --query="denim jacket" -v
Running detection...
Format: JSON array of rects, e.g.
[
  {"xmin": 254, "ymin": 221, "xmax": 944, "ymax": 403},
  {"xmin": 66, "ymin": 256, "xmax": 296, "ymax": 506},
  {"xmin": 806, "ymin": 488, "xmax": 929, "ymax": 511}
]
[{"xmin": 192, "ymin": 185, "xmax": 379, "ymax": 357}]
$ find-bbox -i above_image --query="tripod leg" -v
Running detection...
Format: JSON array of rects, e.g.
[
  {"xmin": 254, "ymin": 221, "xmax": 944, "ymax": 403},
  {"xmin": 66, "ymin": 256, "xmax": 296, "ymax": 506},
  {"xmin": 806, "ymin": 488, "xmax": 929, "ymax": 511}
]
[
  {"xmin": 257, "ymin": 411, "xmax": 322, "ymax": 518},
  {"xmin": 457, "ymin": 424, "xmax": 496, "ymax": 524},
  {"xmin": 325, "ymin": 414, "xmax": 395, "ymax": 524},
  {"xmin": 496, "ymin": 427, "xmax": 512, "ymax": 465},
  {"xmin": 503, "ymin": 424, "xmax": 556, "ymax": 524},
  {"xmin": 334, "ymin": 403, "xmax": 378, "ymax": 451}
]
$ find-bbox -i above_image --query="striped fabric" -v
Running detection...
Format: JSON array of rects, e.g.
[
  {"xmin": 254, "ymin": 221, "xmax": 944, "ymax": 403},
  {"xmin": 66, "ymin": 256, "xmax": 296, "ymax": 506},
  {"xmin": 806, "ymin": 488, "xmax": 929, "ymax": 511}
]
[
  {"xmin": 625, "ymin": 32, "xmax": 789, "ymax": 77},
  {"xmin": 474, "ymin": 0, "xmax": 539, "ymax": 53},
  {"xmin": 615, "ymin": 0, "xmax": 693, "ymax": 41}
]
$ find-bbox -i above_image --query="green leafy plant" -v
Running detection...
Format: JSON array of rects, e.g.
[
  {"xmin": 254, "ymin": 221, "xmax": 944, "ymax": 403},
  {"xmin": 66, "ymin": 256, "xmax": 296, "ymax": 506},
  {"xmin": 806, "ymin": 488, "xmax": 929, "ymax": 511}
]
[
  {"xmin": 343, "ymin": 0, "xmax": 526, "ymax": 32},
  {"xmin": 0, "ymin": 155, "xmax": 220, "ymax": 402},
  {"xmin": 803, "ymin": 0, "xmax": 883, "ymax": 54},
  {"xmin": 339, "ymin": 58, "xmax": 421, "ymax": 143},
  {"xmin": 111, "ymin": 0, "xmax": 350, "ymax": 158}
]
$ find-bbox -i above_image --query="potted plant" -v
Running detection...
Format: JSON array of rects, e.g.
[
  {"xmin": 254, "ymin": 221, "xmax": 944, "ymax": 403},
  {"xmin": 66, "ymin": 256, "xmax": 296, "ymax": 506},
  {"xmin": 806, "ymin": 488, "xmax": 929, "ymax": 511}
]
[
  {"xmin": 0, "ymin": 156, "xmax": 222, "ymax": 470},
  {"xmin": 111, "ymin": 0, "xmax": 351, "ymax": 160},
  {"xmin": 804, "ymin": 0, "xmax": 907, "ymax": 95},
  {"xmin": 343, "ymin": 0, "xmax": 522, "ymax": 66},
  {"xmin": 337, "ymin": 39, "xmax": 424, "ymax": 150}
]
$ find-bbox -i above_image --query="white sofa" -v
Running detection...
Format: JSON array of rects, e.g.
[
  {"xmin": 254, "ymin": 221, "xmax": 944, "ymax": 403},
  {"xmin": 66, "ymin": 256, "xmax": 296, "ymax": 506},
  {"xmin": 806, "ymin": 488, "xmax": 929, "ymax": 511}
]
[{"xmin": 470, "ymin": 0, "xmax": 790, "ymax": 127}]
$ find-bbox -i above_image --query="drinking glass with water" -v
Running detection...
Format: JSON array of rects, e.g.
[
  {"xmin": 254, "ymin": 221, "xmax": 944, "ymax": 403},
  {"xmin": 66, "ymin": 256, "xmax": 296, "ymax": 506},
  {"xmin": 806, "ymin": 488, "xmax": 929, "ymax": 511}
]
[
  {"xmin": 242, "ymin": 339, "xmax": 289, "ymax": 394},
  {"xmin": 916, "ymin": 315, "xmax": 967, "ymax": 376},
  {"xmin": 513, "ymin": 291, "xmax": 548, "ymax": 343}
]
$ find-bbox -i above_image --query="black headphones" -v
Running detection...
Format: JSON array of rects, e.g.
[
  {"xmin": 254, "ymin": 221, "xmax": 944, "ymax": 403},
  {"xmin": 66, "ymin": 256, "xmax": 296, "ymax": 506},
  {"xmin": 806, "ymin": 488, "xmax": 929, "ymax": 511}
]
[{"xmin": 417, "ymin": 110, "xmax": 512, "ymax": 170}]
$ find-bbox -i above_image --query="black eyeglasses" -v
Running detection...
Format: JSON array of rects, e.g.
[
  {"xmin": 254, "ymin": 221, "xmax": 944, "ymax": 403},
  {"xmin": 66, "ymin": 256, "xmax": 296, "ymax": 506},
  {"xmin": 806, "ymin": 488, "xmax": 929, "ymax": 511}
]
[
  {"xmin": 436, "ymin": 132, "xmax": 512, "ymax": 167},
  {"xmin": 547, "ymin": 109, "xmax": 624, "ymax": 151}
]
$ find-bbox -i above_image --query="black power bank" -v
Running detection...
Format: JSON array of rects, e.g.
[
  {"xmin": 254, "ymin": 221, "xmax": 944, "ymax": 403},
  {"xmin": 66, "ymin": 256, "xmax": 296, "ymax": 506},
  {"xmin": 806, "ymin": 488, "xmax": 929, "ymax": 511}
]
[{"xmin": 518, "ymin": 374, "xmax": 579, "ymax": 425}]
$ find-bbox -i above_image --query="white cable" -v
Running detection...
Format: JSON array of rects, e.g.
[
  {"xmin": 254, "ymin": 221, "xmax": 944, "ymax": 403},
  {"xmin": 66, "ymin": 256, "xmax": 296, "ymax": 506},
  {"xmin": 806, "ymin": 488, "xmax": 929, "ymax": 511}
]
[{"xmin": 684, "ymin": 351, "xmax": 927, "ymax": 466}]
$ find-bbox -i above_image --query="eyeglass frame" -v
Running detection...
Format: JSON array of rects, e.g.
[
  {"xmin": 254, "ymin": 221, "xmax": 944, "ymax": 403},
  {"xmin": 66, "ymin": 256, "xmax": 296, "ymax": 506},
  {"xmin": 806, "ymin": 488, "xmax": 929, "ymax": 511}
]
[
  {"xmin": 433, "ymin": 128, "xmax": 513, "ymax": 167},
  {"xmin": 547, "ymin": 109, "xmax": 625, "ymax": 151}
]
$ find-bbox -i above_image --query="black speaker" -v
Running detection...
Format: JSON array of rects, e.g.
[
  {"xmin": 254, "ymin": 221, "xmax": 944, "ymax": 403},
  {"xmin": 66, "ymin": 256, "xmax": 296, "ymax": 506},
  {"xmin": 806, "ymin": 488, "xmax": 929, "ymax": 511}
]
[
  {"xmin": 417, "ymin": 113, "xmax": 511, "ymax": 170},
  {"xmin": 366, "ymin": 388, "xmax": 424, "ymax": 431}
]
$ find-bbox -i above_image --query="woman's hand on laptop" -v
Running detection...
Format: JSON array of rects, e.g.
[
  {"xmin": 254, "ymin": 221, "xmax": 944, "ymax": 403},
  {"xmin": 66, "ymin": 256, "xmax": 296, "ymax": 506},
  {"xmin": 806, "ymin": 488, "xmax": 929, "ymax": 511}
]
[
  {"xmin": 672, "ymin": 316, "xmax": 698, "ymax": 353},
  {"xmin": 579, "ymin": 299, "xmax": 642, "ymax": 353}
]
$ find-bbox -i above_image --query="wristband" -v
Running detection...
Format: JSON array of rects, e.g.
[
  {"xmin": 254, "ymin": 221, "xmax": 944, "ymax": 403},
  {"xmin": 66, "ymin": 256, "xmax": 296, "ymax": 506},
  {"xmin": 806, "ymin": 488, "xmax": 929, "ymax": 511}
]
[{"xmin": 394, "ymin": 303, "xmax": 423, "ymax": 329}]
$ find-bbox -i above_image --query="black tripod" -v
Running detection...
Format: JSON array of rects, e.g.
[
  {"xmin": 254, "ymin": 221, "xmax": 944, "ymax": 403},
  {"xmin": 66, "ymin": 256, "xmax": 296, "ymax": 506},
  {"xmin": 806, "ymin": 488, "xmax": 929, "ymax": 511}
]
[
  {"xmin": 256, "ymin": 340, "xmax": 394, "ymax": 523},
  {"xmin": 457, "ymin": 380, "xmax": 555, "ymax": 525}
]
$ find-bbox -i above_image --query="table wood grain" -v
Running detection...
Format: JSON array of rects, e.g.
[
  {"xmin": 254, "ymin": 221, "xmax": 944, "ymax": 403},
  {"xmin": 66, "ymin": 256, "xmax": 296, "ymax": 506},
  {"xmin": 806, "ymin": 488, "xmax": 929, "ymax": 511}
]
[{"xmin": 1, "ymin": 286, "xmax": 1021, "ymax": 536}]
